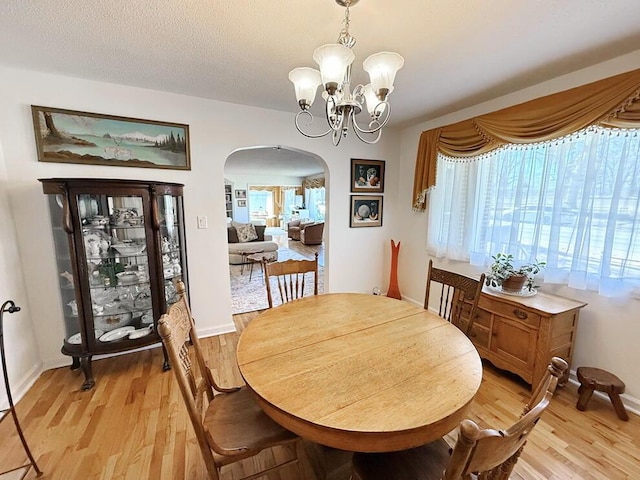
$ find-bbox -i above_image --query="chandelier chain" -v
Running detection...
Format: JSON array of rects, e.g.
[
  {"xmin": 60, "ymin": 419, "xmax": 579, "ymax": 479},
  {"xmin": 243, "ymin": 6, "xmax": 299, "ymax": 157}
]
[
  {"xmin": 337, "ymin": 2, "xmax": 356, "ymax": 48},
  {"xmin": 343, "ymin": 3, "xmax": 350, "ymax": 34}
]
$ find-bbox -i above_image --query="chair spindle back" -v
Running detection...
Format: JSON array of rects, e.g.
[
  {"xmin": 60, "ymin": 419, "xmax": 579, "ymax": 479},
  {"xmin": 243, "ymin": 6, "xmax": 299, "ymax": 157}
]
[
  {"xmin": 424, "ymin": 260, "xmax": 485, "ymax": 335},
  {"xmin": 263, "ymin": 252, "xmax": 319, "ymax": 308}
]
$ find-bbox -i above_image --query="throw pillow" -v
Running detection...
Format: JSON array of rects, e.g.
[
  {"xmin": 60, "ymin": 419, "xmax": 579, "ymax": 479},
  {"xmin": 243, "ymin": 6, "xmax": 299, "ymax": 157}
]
[
  {"xmin": 227, "ymin": 226, "xmax": 239, "ymax": 243},
  {"xmin": 235, "ymin": 223, "xmax": 258, "ymax": 243},
  {"xmin": 253, "ymin": 225, "xmax": 266, "ymax": 241}
]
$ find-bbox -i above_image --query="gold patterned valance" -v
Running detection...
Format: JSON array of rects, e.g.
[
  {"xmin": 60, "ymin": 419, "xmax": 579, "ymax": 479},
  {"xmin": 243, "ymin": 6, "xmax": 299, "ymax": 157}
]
[
  {"xmin": 303, "ymin": 177, "xmax": 325, "ymax": 190},
  {"xmin": 412, "ymin": 68, "xmax": 640, "ymax": 210}
]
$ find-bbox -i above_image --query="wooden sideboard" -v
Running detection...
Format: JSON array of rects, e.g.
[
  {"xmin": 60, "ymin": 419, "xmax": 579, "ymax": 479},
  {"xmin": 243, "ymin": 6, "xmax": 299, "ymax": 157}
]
[{"xmin": 469, "ymin": 287, "xmax": 587, "ymax": 388}]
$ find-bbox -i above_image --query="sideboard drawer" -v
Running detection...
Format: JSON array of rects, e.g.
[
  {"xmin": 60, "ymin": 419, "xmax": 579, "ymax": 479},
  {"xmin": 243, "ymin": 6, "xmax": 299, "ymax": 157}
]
[
  {"xmin": 483, "ymin": 299, "xmax": 541, "ymax": 328},
  {"xmin": 470, "ymin": 324, "xmax": 490, "ymax": 349},
  {"xmin": 475, "ymin": 308, "xmax": 492, "ymax": 328}
]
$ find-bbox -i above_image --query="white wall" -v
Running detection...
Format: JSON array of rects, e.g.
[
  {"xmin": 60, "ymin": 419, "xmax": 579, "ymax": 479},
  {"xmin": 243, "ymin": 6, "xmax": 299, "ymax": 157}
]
[
  {"xmin": 0, "ymin": 139, "xmax": 41, "ymax": 406},
  {"xmin": 396, "ymin": 50, "xmax": 640, "ymax": 407},
  {"xmin": 0, "ymin": 66, "xmax": 400, "ymax": 388}
]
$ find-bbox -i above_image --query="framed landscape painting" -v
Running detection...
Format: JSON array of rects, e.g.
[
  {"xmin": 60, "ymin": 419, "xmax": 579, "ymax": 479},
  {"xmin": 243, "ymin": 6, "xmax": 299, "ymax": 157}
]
[
  {"xmin": 31, "ymin": 106, "xmax": 191, "ymax": 170},
  {"xmin": 350, "ymin": 195, "xmax": 383, "ymax": 227},
  {"xmin": 351, "ymin": 158, "xmax": 385, "ymax": 193}
]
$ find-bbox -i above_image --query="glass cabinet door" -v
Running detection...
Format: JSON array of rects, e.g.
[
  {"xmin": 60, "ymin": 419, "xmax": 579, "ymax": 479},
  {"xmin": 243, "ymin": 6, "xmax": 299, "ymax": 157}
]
[
  {"xmin": 79, "ymin": 193, "xmax": 154, "ymax": 344},
  {"xmin": 157, "ymin": 194, "xmax": 187, "ymax": 308},
  {"xmin": 47, "ymin": 194, "xmax": 83, "ymax": 345}
]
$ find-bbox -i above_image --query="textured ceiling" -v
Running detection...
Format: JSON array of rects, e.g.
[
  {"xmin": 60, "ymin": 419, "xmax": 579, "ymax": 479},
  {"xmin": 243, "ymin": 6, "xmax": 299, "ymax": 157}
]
[
  {"xmin": 225, "ymin": 146, "xmax": 324, "ymax": 177},
  {"xmin": 2, "ymin": 0, "xmax": 640, "ymax": 130}
]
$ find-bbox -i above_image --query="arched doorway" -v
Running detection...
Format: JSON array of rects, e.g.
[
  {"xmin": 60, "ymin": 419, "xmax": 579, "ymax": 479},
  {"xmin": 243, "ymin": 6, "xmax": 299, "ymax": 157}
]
[{"xmin": 224, "ymin": 145, "xmax": 328, "ymax": 314}]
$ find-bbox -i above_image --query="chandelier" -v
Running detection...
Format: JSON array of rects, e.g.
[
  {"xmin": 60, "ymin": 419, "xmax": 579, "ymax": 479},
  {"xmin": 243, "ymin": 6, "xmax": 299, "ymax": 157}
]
[{"xmin": 288, "ymin": 0, "xmax": 404, "ymax": 145}]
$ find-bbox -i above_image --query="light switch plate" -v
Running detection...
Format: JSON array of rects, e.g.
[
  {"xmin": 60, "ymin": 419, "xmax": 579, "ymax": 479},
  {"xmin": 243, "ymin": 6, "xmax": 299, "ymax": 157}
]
[{"xmin": 197, "ymin": 216, "xmax": 208, "ymax": 229}]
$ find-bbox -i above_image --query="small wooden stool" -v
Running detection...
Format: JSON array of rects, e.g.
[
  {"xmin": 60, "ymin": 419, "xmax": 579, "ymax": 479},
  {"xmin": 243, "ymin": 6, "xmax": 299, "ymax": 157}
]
[{"xmin": 576, "ymin": 367, "xmax": 629, "ymax": 421}]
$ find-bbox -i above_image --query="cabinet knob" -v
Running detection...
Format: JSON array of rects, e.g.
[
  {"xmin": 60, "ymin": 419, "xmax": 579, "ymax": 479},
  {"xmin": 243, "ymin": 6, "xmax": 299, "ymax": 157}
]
[{"xmin": 513, "ymin": 309, "xmax": 528, "ymax": 320}]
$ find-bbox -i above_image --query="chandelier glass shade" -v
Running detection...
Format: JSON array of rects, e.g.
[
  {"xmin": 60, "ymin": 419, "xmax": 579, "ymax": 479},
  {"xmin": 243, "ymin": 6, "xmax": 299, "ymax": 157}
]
[{"xmin": 288, "ymin": 0, "xmax": 404, "ymax": 145}]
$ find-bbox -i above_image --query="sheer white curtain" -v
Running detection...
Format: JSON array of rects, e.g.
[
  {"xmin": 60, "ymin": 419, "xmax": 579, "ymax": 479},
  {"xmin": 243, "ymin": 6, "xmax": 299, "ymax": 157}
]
[
  {"xmin": 283, "ymin": 188, "xmax": 297, "ymax": 215},
  {"xmin": 428, "ymin": 127, "xmax": 640, "ymax": 296},
  {"xmin": 306, "ymin": 187, "xmax": 326, "ymax": 221}
]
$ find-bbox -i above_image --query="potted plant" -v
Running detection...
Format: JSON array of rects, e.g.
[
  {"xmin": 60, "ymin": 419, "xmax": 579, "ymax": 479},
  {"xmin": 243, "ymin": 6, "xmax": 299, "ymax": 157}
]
[{"xmin": 485, "ymin": 253, "xmax": 545, "ymax": 292}]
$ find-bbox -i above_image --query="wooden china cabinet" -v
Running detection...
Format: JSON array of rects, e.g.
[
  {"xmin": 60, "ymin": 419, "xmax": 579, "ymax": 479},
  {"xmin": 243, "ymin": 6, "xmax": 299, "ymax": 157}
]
[{"xmin": 40, "ymin": 178, "xmax": 188, "ymax": 390}]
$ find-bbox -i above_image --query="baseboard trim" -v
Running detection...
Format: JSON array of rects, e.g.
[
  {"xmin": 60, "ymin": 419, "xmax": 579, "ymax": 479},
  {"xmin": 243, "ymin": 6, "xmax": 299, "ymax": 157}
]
[
  {"xmin": 0, "ymin": 362, "xmax": 43, "ymax": 409},
  {"xmin": 40, "ymin": 321, "xmax": 236, "ymax": 370},
  {"xmin": 403, "ymin": 295, "xmax": 422, "ymax": 307},
  {"xmin": 196, "ymin": 323, "xmax": 237, "ymax": 338},
  {"xmin": 9, "ymin": 321, "xmax": 237, "ymax": 407}
]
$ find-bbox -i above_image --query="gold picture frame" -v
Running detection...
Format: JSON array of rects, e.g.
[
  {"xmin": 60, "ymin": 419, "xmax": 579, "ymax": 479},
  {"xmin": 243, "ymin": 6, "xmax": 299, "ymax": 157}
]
[
  {"xmin": 350, "ymin": 195, "xmax": 383, "ymax": 227},
  {"xmin": 31, "ymin": 105, "xmax": 191, "ymax": 170},
  {"xmin": 351, "ymin": 158, "xmax": 385, "ymax": 193}
]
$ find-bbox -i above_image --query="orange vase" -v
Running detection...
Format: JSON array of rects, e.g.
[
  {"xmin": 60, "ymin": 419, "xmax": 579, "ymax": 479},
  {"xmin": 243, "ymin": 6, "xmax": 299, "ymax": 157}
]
[{"xmin": 387, "ymin": 239, "xmax": 402, "ymax": 299}]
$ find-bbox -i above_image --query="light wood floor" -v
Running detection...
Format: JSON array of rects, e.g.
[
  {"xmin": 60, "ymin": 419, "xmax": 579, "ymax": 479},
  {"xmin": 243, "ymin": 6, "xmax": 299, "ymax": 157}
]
[
  {"xmin": 287, "ymin": 240, "xmax": 324, "ymax": 265},
  {"xmin": 1, "ymin": 310, "xmax": 639, "ymax": 480}
]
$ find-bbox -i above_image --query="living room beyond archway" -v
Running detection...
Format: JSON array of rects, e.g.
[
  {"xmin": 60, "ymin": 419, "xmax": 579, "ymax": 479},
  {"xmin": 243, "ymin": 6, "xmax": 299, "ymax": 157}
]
[{"xmin": 223, "ymin": 146, "xmax": 328, "ymax": 314}]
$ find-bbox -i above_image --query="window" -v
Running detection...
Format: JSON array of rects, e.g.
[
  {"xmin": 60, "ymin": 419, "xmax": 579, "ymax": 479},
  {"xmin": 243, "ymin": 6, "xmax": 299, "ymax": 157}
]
[
  {"xmin": 248, "ymin": 189, "xmax": 273, "ymax": 218},
  {"xmin": 428, "ymin": 127, "xmax": 640, "ymax": 297},
  {"xmin": 306, "ymin": 186, "xmax": 326, "ymax": 221},
  {"xmin": 283, "ymin": 188, "xmax": 297, "ymax": 216}
]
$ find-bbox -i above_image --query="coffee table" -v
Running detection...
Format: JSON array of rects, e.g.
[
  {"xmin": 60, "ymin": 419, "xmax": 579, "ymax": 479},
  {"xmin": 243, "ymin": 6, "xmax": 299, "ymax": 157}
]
[
  {"xmin": 245, "ymin": 252, "xmax": 271, "ymax": 281},
  {"xmin": 239, "ymin": 250, "xmax": 264, "ymax": 276}
]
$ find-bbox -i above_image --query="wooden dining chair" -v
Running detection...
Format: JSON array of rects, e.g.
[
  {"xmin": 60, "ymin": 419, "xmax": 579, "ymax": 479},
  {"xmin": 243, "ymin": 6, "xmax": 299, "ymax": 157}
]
[
  {"xmin": 351, "ymin": 357, "xmax": 568, "ymax": 480},
  {"xmin": 158, "ymin": 280, "xmax": 300, "ymax": 480},
  {"xmin": 263, "ymin": 252, "xmax": 319, "ymax": 308},
  {"xmin": 424, "ymin": 260, "xmax": 485, "ymax": 335}
]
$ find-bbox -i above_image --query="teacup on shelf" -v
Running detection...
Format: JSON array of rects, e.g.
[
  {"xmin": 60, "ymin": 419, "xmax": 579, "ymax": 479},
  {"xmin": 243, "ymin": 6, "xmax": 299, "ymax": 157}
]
[
  {"xmin": 126, "ymin": 215, "xmax": 144, "ymax": 226},
  {"xmin": 163, "ymin": 266, "xmax": 174, "ymax": 279},
  {"xmin": 110, "ymin": 208, "xmax": 139, "ymax": 225},
  {"xmin": 89, "ymin": 215, "xmax": 108, "ymax": 226}
]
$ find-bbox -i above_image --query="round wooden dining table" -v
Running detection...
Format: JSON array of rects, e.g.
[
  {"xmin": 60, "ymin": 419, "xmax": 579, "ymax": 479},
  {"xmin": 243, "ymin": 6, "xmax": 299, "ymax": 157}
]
[{"xmin": 236, "ymin": 293, "xmax": 483, "ymax": 453}]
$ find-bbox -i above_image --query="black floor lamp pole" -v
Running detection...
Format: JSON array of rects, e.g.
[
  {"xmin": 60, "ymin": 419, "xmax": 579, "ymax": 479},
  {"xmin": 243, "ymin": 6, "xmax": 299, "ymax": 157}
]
[{"xmin": 0, "ymin": 299, "xmax": 42, "ymax": 478}]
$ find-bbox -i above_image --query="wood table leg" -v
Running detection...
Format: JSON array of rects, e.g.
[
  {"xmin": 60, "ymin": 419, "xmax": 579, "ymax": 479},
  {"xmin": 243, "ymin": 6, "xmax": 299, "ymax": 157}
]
[
  {"xmin": 576, "ymin": 386, "xmax": 594, "ymax": 411},
  {"xmin": 80, "ymin": 356, "xmax": 95, "ymax": 391},
  {"xmin": 608, "ymin": 392, "xmax": 630, "ymax": 421}
]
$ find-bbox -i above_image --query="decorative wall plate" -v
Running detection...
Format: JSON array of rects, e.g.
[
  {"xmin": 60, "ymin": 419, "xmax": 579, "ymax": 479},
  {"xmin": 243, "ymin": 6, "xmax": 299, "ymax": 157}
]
[
  {"xmin": 128, "ymin": 326, "xmax": 153, "ymax": 340},
  {"xmin": 112, "ymin": 243, "xmax": 146, "ymax": 256},
  {"xmin": 68, "ymin": 329, "xmax": 104, "ymax": 344},
  {"xmin": 116, "ymin": 272, "xmax": 138, "ymax": 285},
  {"xmin": 94, "ymin": 310, "xmax": 132, "ymax": 331},
  {"xmin": 99, "ymin": 326, "xmax": 135, "ymax": 342}
]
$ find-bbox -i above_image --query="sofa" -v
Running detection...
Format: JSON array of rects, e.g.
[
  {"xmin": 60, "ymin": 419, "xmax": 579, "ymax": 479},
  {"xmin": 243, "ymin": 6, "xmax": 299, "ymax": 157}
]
[
  {"xmin": 287, "ymin": 219, "xmax": 315, "ymax": 241},
  {"xmin": 227, "ymin": 223, "xmax": 278, "ymax": 265},
  {"xmin": 301, "ymin": 222, "xmax": 324, "ymax": 245}
]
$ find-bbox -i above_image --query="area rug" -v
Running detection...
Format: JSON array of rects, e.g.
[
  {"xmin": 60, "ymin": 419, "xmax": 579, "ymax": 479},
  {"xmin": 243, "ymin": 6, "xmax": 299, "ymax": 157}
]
[{"xmin": 230, "ymin": 248, "xmax": 324, "ymax": 314}]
